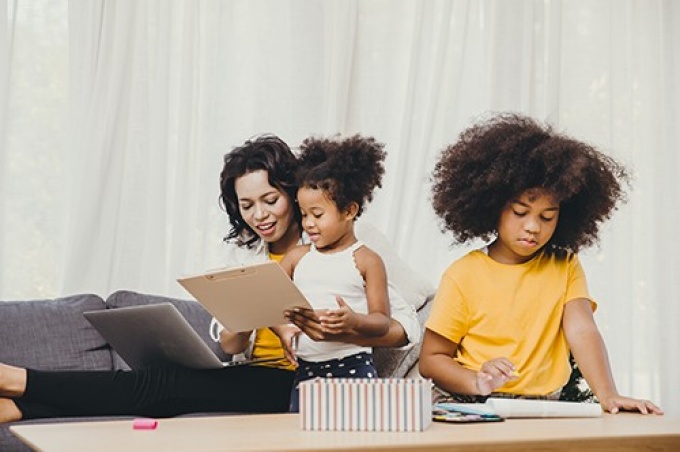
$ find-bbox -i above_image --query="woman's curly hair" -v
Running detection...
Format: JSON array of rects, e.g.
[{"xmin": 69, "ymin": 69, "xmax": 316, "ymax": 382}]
[
  {"xmin": 431, "ymin": 113, "xmax": 629, "ymax": 255},
  {"xmin": 220, "ymin": 134, "xmax": 301, "ymax": 247},
  {"xmin": 297, "ymin": 134, "xmax": 386, "ymax": 218}
]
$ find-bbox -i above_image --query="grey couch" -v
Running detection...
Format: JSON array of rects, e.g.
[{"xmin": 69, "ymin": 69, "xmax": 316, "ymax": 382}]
[{"xmin": 0, "ymin": 290, "xmax": 430, "ymax": 451}]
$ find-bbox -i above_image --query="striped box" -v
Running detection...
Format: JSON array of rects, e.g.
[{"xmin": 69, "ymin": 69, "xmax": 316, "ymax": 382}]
[{"xmin": 299, "ymin": 378, "xmax": 432, "ymax": 432}]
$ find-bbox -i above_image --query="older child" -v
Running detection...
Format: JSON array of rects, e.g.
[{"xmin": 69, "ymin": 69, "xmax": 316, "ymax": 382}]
[
  {"xmin": 276, "ymin": 135, "xmax": 391, "ymax": 412},
  {"xmin": 420, "ymin": 113, "xmax": 663, "ymax": 415}
]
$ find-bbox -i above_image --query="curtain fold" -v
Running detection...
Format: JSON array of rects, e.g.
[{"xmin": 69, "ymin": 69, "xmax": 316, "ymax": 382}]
[
  {"xmin": 1, "ymin": 0, "xmax": 678, "ymax": 414},
  {"xmin": 0, "ymin": 0, "xmax": 14, "ymax": 292}
]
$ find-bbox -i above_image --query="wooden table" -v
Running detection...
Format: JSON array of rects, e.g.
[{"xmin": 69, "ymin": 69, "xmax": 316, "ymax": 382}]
[{"xmin": 10, "ymin": 412, "xmax": 680, "ymax": 451}]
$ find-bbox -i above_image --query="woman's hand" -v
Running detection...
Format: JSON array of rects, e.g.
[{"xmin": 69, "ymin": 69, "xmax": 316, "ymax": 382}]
[
  {"xmin": 270, "ymin": 324, "xmax": 301, "ymax": 365},
  {"xmin": 598, "ymin": 394, "xmax": 664, "ymax": 415},
  {"xmin": 476, "ymin": 358, "xmax": 518, "ymax": 395}
]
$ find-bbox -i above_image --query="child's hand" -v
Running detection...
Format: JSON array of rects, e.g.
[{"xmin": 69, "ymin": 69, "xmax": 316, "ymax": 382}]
[
  {"xmin": 598, "ymin": 394, "xmax": 664, "ymax": 415},
  {"xmin": 476, "ymin": 358, "xmax": 519, "ymax": 395},
  {"xmin": 318, "ymin": 296, "xmax": 358, "ymax": 334},
  {"xmin": 270, "ymin": 324, "xmax": 301, "ymax": 366},
  {"xmin": 285, "ymin": 307, "xmax": 343, "ymax": 341}
]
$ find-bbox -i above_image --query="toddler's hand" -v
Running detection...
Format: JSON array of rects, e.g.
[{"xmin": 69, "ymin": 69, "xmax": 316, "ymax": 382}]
[
  {"xmin": 476, "ymin": 358, "xmax": 519, "ymax": 395},
  {"xmin": 318, "ymin": 296, "xmax": 357, "ymax": 334}
]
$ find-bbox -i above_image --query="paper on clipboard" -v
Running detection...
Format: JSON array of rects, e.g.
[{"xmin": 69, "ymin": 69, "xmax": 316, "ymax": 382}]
[{"xmin": 177, "ymin": 261, "xmax": 313, "ymax": 332}]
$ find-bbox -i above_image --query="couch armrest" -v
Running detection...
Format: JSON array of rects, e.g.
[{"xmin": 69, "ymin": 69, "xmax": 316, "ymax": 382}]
[{"xmin": 0, "ymin": 294, "xmax": 113, "ymax": 371}]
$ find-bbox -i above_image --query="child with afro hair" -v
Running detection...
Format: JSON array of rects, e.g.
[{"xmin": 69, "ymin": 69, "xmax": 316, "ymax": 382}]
[
  {"xmin": 274, "ymin": 134, "xmax": 391, "ymax": 412},
  {"xmin": 420, "ymin": 113, "xmax": 663, "ymax": 415}
]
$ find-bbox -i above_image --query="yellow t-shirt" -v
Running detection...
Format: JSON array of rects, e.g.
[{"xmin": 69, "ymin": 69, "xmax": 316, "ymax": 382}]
[
  {"xmin": 250, "ymin": 251, "xmax": 296, "ymax": 371},
  {"xmin": 425, "ymin": 250, "xmax": 595, "ymax": 396}
]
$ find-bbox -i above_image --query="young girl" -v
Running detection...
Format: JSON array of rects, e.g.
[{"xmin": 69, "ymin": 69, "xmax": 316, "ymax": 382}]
[
  {"xmin": 276, "ymin": 134, "xmax": 391, "ymax": 412},
  {"xmin": 419, "ymin": 113, "xmax": 663, "ymax": 415}
]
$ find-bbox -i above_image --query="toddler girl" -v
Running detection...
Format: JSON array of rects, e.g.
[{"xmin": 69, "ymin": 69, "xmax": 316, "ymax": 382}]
[{"xmin": 276, "ymin": 134, "xmax": 391, "ymax": 412}]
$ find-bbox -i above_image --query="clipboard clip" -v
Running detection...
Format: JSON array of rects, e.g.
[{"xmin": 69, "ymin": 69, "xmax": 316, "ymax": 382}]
[{"xmin": 206, "ymin": 266, "xmax": 257, "ymax": 280}]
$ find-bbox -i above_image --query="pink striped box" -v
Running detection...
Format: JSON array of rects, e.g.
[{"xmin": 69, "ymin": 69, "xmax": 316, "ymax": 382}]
[{"xmin": 299, "ymin": 378, "xmax": 432, "ymax": 432}]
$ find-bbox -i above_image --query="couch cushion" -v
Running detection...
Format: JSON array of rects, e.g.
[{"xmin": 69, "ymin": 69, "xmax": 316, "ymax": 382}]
[
  {"xmin": 373, "ymin": 294, "xmax": 433, "ymax": 378},
  {"xmin": 0, "ymin": 294, "xmax": 113, "ymax": 371},
  {"xmin": 105, "ymin": 290, "xmax": 230, "ymax": 370}
]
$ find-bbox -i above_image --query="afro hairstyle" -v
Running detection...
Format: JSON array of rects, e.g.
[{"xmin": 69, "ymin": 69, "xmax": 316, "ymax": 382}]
[
  {"xmin": 431, "ymin": 113, "xmax": 629, "ymax": 255},
  {"xmin": 297, "ymin": 134, "xmax": 386, "ymax": 218}
]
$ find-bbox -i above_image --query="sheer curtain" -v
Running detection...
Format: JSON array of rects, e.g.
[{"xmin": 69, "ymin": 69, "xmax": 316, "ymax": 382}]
[{"xmin": 1, "ymin": 0, "xmax": 678, "ymax": 414}]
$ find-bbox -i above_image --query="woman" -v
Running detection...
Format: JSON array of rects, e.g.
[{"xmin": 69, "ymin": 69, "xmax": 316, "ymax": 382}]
[{"xmin": 0, "ymin": 134, "xmax": 422, "ymax": 422}]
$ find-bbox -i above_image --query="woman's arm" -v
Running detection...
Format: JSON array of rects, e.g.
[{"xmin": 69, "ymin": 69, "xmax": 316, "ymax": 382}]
[
  {"xmin": 287, "ymin": 267, "xmax": 416, "ymax": 347},
  {"xmin": 563, "ymin": 298, "xmax": 663, "ymax": 414},
  {"xmin": 286, "ymin": 309, "xmax": 408, "ymax": 347},
  {"xmin": 218, "ymin": 329, "xmax": 252, "ymax": 355},
  {"xmin": 211, "ymin": 317, "xmax": 252, "ymax": 355},
  {"xmin": 269, "ymin": 246, "xmax": 309, "ymax": 362}
]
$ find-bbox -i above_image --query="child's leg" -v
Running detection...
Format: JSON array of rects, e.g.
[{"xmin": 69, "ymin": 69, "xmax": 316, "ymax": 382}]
[{"xmin": 334, "ymin": 353, "xmax": 378, "ymax": 379}]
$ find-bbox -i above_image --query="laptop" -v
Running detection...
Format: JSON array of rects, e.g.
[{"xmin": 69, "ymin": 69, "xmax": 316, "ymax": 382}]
[
  {"xmin": 84, "ymin": 303, "xmax": 281, "ymax": 370},
  {"xmin": 177, "ymin": 261, "xmax": 314, "ymax": 333}
]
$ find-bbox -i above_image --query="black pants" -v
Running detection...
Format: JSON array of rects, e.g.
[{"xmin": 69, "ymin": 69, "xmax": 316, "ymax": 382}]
[{"xmin": 15, "ymin": 365, "xmax": 294, "ymax": 420}]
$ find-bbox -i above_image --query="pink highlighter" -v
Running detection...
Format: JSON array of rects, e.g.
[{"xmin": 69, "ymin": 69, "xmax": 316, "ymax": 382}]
[{"xmin": 133, "ymin": 418, "xmax": 158, "ymax": 430}]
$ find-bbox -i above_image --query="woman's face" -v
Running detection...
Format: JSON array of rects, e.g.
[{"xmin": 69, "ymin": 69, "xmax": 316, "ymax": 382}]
[
  {"xmin": 234, "ymin": 170, "xmax": 298, "ymax": 253},
  {"xmin": 490, "ymin": 188, "xmax": 560, "ymax": 264}
]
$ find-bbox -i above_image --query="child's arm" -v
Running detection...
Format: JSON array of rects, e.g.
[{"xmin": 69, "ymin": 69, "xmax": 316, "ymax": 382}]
[
  {"xmin": 318, "ymin": 247, "xmax": 390, "ymax": 337},
  {"xmin": 419, "ymin": 329, "xmax": 516, "ymax": 395},
  {"xmin": 563, "ymin": 298, "xmax": 663, "ymax": 414},
  {"xmin": 286, "ymin": 308, "xmax": 409, "ymax": 346}
]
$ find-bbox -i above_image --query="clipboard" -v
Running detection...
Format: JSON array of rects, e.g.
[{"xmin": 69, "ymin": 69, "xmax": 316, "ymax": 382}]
[{"xmin": 177, "ymin": 261, "xmax": 313, "ymax": 332}]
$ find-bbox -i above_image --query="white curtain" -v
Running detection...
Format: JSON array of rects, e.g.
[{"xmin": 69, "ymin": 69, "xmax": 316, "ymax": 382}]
[{"xmin": 1, "ymin": 0, "xmax": 678, "ymax": 414}]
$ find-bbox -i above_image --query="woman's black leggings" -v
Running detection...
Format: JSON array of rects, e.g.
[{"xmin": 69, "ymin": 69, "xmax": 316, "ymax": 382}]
[{"xmin": 14, "ymin": 365, "xmax": 295, "ymax": 419}]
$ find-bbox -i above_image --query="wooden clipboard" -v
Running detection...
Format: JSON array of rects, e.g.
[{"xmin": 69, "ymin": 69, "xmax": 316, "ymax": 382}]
[{"xmin": 177, "ymin": 261, "xmax": 313, "ymax": 332}]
